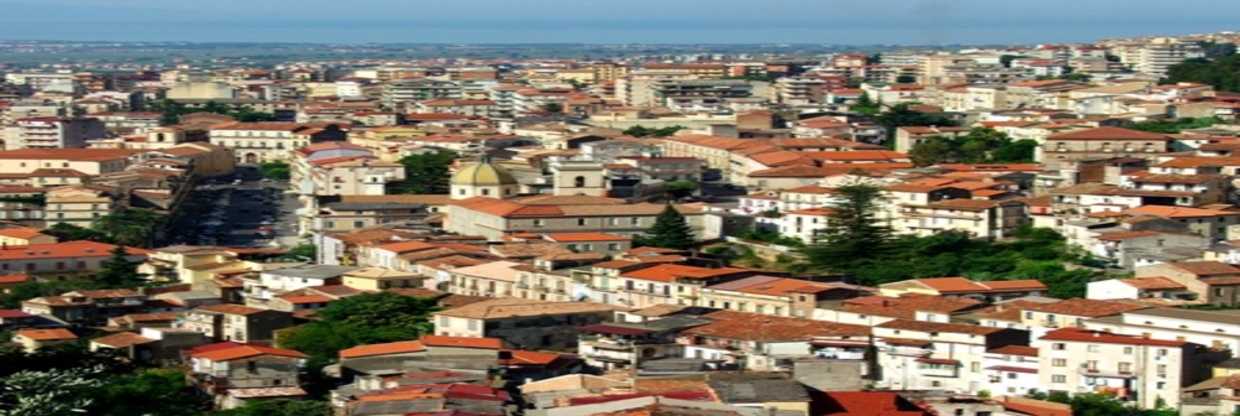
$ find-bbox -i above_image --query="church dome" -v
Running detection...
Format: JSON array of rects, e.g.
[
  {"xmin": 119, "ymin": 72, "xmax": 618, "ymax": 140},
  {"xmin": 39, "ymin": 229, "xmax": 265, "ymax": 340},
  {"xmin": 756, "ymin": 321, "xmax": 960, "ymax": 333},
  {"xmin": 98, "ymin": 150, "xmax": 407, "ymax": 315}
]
[{"xmin": 451, "ymin": 161, "xmax": 518, "ymax": 187}]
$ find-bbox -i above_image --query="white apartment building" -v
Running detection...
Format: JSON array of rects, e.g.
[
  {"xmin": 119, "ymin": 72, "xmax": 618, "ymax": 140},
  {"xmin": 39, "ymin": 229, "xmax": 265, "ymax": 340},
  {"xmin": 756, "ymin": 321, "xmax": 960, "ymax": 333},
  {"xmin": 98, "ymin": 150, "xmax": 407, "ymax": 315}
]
[
  {"xmin": 1084, "ymin": 307, "xmax": 1240, "ymax": 353},
  {"xmin": 872, "ymin": 319, "xmax": 1028, "ymax": 393},
  {"xmin": 10, "ymin": 117, "xmax": 106, "ymax": 149},
  {"xmin": 1034, "ymin": 327, "xmax": 1209, "ymax": 409}
]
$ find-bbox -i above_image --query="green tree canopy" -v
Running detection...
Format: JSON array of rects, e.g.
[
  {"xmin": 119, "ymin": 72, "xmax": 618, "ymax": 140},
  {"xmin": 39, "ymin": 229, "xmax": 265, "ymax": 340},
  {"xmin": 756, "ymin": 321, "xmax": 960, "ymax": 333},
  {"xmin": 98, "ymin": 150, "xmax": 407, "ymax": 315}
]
[
  {"xmin": 623, "ymin": 125, "xmax": 684, "ymax": 138},
  {"xmin": 800, "ymin": 184, "xmax": 893, "ymax": 274},
  {"xmin": 96, "ymin": 245, "xmax": 145, "ymax": 288},
  {"xmin": 634, "ymin": 205, "xmax": 696, "ymax": 250},
  {"xmin": 387, "ymin": 150, "xmax": 458, "ymax": 194},
  {"xmin": 875, "ymin": 103, "xmax": 959, "ymax": 144},
  {"xmin": 1128, "ymin": 117, "xmax": 1220, "ymax": 134},
  {"xmin": 212, "ymin": 399, "xmax": 331, "ymax": 416},
  {"xmin": 91, "ymin": 208, "xmax": 168, "ymax": 248},
  {"xmin": 260, "ymin": 161, "xmax": 291, "ymax": 180},
  {"xmin": 1165, "ymin": 54, "xmax": 1240, "ymax": 92},
  {"xmin": 908, "ymin": 128, "xmax": 1037, "ymax": 166},
  {"xmin": 277, "ymin": 292, "xmax": 438, "ymax": 363},
  {"xmin": 42, "ymin": 222, "xmax": 111, "ymax": 243}
]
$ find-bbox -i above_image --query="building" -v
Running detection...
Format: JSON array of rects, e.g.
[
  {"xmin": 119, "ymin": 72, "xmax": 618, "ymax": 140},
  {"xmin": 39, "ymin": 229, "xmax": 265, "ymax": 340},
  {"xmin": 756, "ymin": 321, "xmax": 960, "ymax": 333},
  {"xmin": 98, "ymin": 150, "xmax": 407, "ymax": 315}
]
[
  {"xmin": 178, "ymin": 304, "xmax": 293, "ymax": 343},
  {"xmin": 698, "ymin": 275, "xmax": 870, "ymax": 318},
  {"xmin": 445, "ymin": 197, "xmax": 708, "ymax": 241},
  {"xmin": 1039, "ymin": 127, "xmax": 1173, "ymax": 170},
  {"xmin": 873, "ymin": 319, "xmax": 1028, "ymax": 393},
  {"xmin": 12, "ymin": 328, "xmax": 77, "ymax": 352},
  {"xmin": 878, "ymin": 277, "xmax": 1047, "ymax": 303},
  {"xmin": 187, "ymin": 343, "xmax": 307, "ymax": 409},
  {"xmin": 1034, "ymin": 327, "xmax": 1211, "ymax": 409},
  {"xmin": 209, "ymin": 122, "xmax": 347, "ymax": 164},
  {"xmin": 0, "ymin": 148, "xmax": 134, "ymax": 176},
  {"xmin": 0, "ymin": 240, "xmax": 147, "ymax": 280},
  {"xmin": 450, "ymin": 159, "xmax": 520, "ymax": 200},
  {"xmin": 10, "ymin": 117, "xmax": 107, "ymax": 149},
  {"xmin": 433, "ymin": 297, "xmax": 620, "ymax": 350}
]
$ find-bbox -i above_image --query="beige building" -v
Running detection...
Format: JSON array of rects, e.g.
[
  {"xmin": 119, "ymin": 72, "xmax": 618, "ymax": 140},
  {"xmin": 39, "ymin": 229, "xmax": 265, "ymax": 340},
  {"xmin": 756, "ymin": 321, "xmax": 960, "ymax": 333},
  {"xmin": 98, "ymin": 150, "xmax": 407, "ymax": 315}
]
[
  {"xmin": 445, "ymin": 260, "xmax": 526, "ymax": 298},
  {"xmin": 341, "ymin": 267, "xmax": 425, "ymax": 292},
  {"xmin": 432, "ymin": 297, "xmax": 620, "ymax": 349},
  {"xmin": 0, "ymin": 227, "xmax": 57, "ymax": 245},
  {"xmin": 209, "ymin": 122, "xmax": 347, "ymax": 164},
  {"xmin": 44, "ymin": 185, "xmax": 117, "ymax": 227},
  {"xmin": 445, "ymin": 197, "xmax": 707, "ymax": 241},
  {"xmin": 1039, "ymin": 127, "xmax": 1173, "ymax": 170},
  {"xmin": 450, "ymin": 159, "xmax": 520, "ymax": 200},
  {"xmin": 12, "ymin": 328, "xmax": 78, "ymax": 352},
  {"xmin": 0, "ymin": 148, "xmax": 134, "ymax": 176},
  {"xmin": 697, "ymin": 275, "xmax": 869, "ymax": 318}
]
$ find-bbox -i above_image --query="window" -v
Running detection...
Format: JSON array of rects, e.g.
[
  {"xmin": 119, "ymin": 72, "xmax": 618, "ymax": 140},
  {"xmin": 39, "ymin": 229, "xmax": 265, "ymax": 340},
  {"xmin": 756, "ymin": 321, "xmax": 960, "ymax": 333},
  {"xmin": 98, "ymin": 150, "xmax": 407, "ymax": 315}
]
[
  {"xmin": 1052, "ymin": 375, "xmax": 1066, "ymax": 383},
  {"xmin": 533, "ymin": 219, "xmax": 545, "ymax": 227},
  {"xmin": 1123, "ymin": 346, "xmax": 1133, "ymax": 355},
  {"xmin": 1052, "ymin": 358, "xmax": 1066, "ymax": 367},
  {"xmin": 574, "ymin": 176, "xmax": 586, "ymax": 188},
  {"xmin": 1087, "ymin": 345, "xmax": 1099, "ymax": 353},
  {"xmin": 1052, "ymin": 343, "xmax": 1065, "ymax": 351},
  {"xmin": 577, "ymin": 218, "xmax": 586, "ymax": 226},
  {"xmin": 481, "ymin": 188, "xmax": 491, "ymax": 196}
]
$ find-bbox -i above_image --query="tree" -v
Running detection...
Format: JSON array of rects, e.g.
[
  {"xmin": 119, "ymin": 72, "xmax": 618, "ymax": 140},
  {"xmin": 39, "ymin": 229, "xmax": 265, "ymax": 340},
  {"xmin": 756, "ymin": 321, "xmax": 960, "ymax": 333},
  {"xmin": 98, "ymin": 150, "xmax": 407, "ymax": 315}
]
[
  {"xmin": 661, "ymin": 180, "xmax": 698, "ymax": 199},
  {"xmin": 213, "ymin": 399, "xmax": 331, "ymax": 416},
  {"xmin": 42, "ymin": 223, "xmax": 111, "ymax": 243},
  {"xmin": 623, "ymin": 125, "xmax": 684, "ymax": 138},
  {"xmin": 280, "ymin": 244, "xmax": 316, "ymax": 262},
  {"xmin": 908, "ymin": 128, "xmax": 1037, "ymax": 166},
  {"xmin": 800, "ymin": 184, "xmax": 892, "ymax": 274},
  {"xmin": 96, "ymin": 245, "xmax": 144, "ymax": 288},
  {"xmin": 259, "ymin": 162, "xmax": 291, "ymax": 180},
  {"xmin": 1129, "ymin": 117, "xmax": 1220, "ymax": 134},
  {"xmin": 874, "ymin": 103, "xmax": 958, "ymax": 144},
  {"xmin": 92, "ymin": 208, "xmax": 168, "ymax": 247},
  {"xmin": 1000, "ymin": 55, "xmax": 1028, "ymax": 68},
  {"xmin": 91, "ymin": 369, "xmax": 207, "ymax": 415},
  {"xmin": 387, "ymin": 150, "xmax": 458, "ymax": 195},
  {"xmin": 634, "ymin": 205, "xmax": 696, "ymax": 250},
  {"xmin": 852, "ymin": 92, "xmax": 880, "ymax": 116},
  {"xmin": 541, "ymin": 103, "xmax": 563, "ymax": 113},
  {"xmin": 0, "ymin": 366, "xmax": 106, "ymax": 416},
  {"xmin": 277, "ymin": 292, "xmax": 438, "ymax": 363},
  {"xmin": 1165, "ymin": 55, "xmax": 1240, "ymax": 92}
]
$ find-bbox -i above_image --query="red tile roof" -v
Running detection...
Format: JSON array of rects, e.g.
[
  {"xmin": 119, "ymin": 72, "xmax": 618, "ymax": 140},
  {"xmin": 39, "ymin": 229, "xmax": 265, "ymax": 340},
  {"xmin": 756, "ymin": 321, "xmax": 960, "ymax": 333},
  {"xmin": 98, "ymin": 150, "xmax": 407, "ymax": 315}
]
[
  {"xmin": 1047, "ymin": 127, "xmax": 1172, "ymax": 141},
  {"xmin": 339, "ymin": 340, "xmax": 426, "ymax": 359},
  {"xmin": 191, "ymin": 343, "xmax": 307, "ymax": 361},
  {"xmin": 15, "ymin": 328, "xmax": 77, "ymax": 341},
  {"xmin": 821, "ymin": 391, "xmax": 932, "ymax": 416},
  {"xmin": 621, "ymin": 264, "xmax": 748, "ymax": 283},
  {"xmin": 1039, "ymin": 327, "xmax": 1185, "ymax": 347},
  {"xmin": 0, "ymin": 240, "xmax": 148, "ymax": 261},
  {"xmin": 420, "ymin": 335, "xmax": 504, "ymax": 350}
]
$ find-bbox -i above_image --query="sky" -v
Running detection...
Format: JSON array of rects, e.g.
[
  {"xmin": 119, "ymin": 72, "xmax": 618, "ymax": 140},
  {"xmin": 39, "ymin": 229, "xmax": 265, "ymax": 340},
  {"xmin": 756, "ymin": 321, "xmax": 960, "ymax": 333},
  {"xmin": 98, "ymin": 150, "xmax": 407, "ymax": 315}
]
[{"xmin": 1, "ymin": 0, "xmax": 1238, "ymax": 45}]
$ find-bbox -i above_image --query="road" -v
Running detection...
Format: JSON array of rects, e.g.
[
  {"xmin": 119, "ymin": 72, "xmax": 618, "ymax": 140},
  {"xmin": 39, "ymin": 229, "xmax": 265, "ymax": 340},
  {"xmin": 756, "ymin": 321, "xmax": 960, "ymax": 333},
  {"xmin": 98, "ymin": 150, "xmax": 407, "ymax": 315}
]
[{"xmin": 166, "ymin": 167, "xmax": 302, "ymax": 249}]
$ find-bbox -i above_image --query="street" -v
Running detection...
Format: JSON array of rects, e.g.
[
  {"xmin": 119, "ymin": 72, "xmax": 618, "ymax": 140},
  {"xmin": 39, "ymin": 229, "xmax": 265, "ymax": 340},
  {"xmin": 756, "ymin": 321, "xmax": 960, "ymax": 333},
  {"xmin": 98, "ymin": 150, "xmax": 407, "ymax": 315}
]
[{"xmin": 166, "ymin": 167, "xmax": 302, "ymax": 248}]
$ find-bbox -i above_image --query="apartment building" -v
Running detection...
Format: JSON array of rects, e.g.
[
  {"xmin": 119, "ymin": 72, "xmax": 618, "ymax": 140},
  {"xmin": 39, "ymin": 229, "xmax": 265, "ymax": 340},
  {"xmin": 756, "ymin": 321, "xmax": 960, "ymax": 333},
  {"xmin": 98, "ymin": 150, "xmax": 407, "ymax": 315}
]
[
  {"xmin": 445, "ymin": 260, "xmax": 525, "ymax": 298},
  {"xmin": 432, "ymin": 297, "xmax": 619, "ymax": 350},
  {"xmin": 879, "ymin": 277, "xmax": 1047, "ymax": 303},
  {"xmin": 208, "ymin": 122, "xmax": 347, "ymax": 164},
  {"xmin": 1084, "ymin": 307, "xmax": 1240, "ymax": 353},
  {"xmin": 1038, "ymin": 127, "xmax": 1173, "ymax": 170},
  {"xmin": 381, "ymin": 79, "xmax": 462, "ymax": 109},
  {"xmin": 290, "ymin": 142, "xmax": 404, "ymax": 197},
  {"xmin": 1035, "ymin": 328, "xmax": 1210, "ymax": 409},
  {"xmin": 605, "ymin": 264, "xmax": 753, "ymax": 309},
  {"xmin": 44, "ymin": 185, "xmax": 118, "ymax": 227},
  {"xmin": 893, "ymin": 198, "xmax": 1028, "ymax": 239},
  {"xmin": 873, "ymin": 319, "xmax": 1028, "ymax": 393},
  {"xmin": 697, "ymin": 275, "xmax": 870, "ymax": 318},
  {"xmin": 9, "ymin": 117, "xmax": 106, "ymax": 149}
]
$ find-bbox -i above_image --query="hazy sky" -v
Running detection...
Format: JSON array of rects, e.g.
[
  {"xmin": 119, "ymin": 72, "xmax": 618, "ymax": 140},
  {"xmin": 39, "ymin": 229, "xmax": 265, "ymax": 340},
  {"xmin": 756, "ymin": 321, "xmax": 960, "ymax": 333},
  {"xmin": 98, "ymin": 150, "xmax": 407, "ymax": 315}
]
[{"xmin": 1, "ymin": 0, "xmax": 1238, "ymax": 44}]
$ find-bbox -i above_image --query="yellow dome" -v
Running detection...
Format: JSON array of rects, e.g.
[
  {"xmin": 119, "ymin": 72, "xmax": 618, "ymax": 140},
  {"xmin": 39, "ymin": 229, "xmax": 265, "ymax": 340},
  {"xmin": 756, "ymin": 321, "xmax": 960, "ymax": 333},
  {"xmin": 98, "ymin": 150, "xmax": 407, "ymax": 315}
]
[{"xmin": 451, "ymin": 161, "xmax": 518, "ymax": 187}]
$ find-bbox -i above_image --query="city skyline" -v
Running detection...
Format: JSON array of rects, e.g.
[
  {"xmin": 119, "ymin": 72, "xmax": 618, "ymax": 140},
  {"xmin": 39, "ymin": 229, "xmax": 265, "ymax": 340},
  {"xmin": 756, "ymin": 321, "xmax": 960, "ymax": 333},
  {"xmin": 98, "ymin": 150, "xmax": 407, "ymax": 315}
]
[{"xmin": 1, "ymin": 0, "xmax": 1238, "ymax": 44}]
